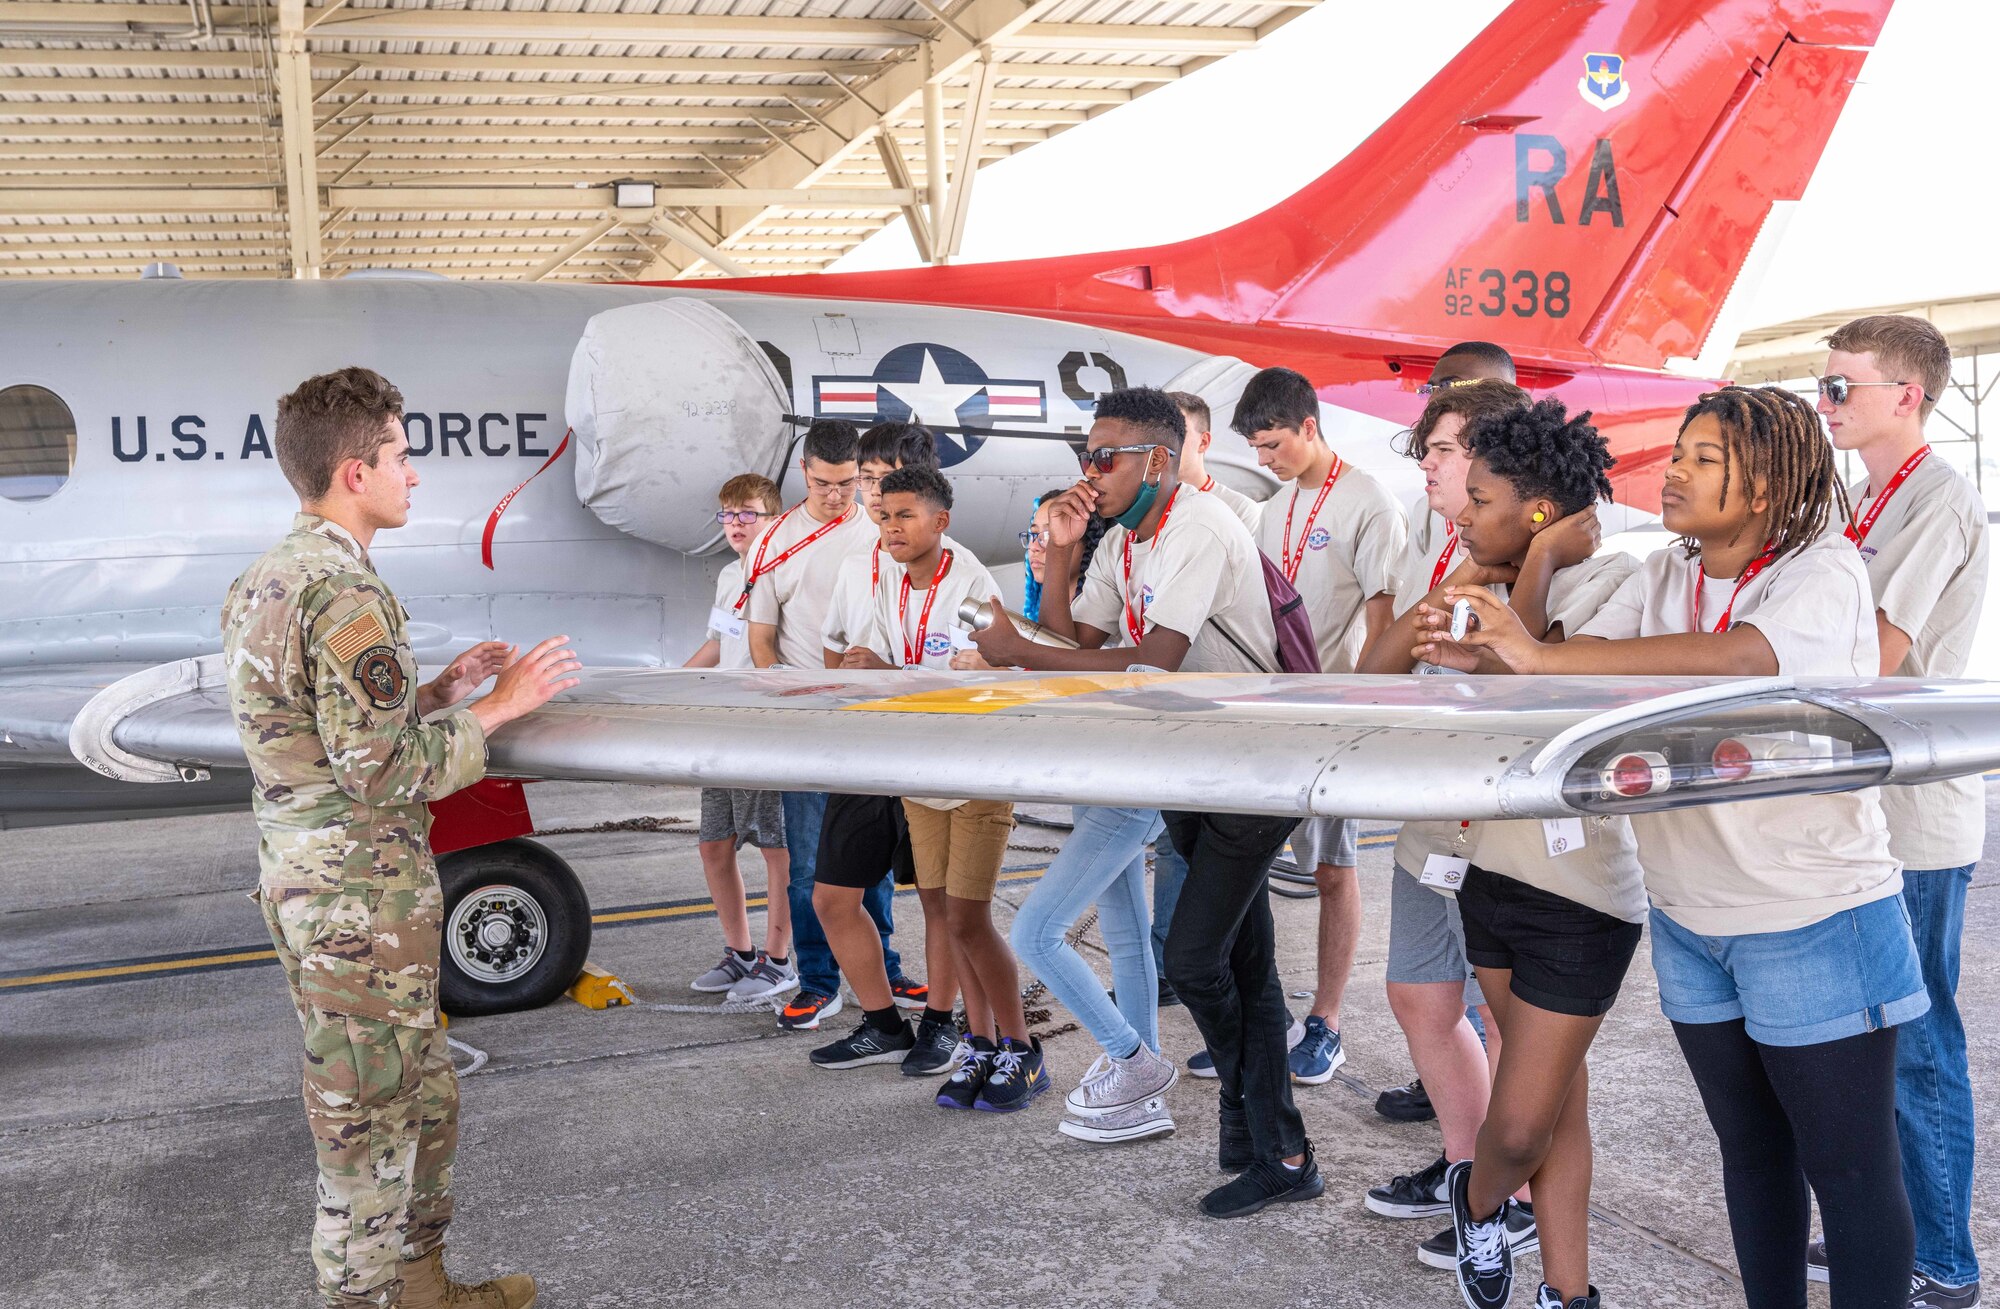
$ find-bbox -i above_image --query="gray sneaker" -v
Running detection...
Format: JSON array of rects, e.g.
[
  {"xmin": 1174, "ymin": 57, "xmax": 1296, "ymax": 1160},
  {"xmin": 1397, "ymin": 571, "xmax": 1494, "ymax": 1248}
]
[
  {"xmin": 1064, "ymin": 1044, "xmax": 1178, "ymax": 1117},
  {"xmin": 692, "ymin": 949, "xmax": 756, "ymax": 993},
  {"xmin": 1058, "ymin": 1093, "xmax": 1175, "ymax": 1144},
  {"xmin": 724, "ymin": 952, "xmax": 799, "ymax": 1004}
]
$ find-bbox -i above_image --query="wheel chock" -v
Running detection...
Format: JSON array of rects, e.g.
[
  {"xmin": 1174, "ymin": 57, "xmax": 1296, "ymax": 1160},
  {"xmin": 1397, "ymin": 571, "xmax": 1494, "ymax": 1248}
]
[{"xmin": 566, "ymin": 962, "xmax": 636, "ymax": 1010}]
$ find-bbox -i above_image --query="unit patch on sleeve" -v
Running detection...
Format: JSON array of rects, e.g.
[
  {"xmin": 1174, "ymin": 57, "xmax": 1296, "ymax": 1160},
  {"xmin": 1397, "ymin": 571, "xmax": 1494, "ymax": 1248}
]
[{"xmin": 353, "ymin": 645, "xmax": 409, "ymax": 710}]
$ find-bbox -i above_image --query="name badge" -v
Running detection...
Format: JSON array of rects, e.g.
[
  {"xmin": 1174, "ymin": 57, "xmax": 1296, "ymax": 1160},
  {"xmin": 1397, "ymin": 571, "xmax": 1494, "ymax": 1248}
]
[
  {"xmin": 709, "ymin": 606, "xmax": 747, "ymax": 640},
  {"xmin": 949, "ymin": 625, "xmax": 977, "ymax": 652},
  {"xmin": 1542, "ymin": 818, "xmax": 1586, "ymax": 858},
  {"xmin": 1419, "ymin": 854, "xmax": 1468, "ymax": 890}
]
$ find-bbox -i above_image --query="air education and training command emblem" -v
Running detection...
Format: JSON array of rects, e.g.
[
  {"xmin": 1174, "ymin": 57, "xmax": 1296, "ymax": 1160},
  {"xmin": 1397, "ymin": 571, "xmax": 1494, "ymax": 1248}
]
[
  {"xmin": 1579, "ymin": 52, "xmax": 1629, "ymax": 111},
  {"xmin": 353, "ymin": 646, "xmax": 409, "ymax": 710}
]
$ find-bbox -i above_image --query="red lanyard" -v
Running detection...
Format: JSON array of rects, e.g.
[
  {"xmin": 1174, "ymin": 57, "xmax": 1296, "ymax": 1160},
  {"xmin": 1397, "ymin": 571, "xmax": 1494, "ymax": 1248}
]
[
  {"xmin": 1845, "ymin": 445, "xmax": 1931, "ymax": 546},
  {"xmin": 734, "ymin": 503, "xmax": 853, "ymax": 612},
  {"xmin": 898, "ymin": 550, "xmax": 953, "ymax": 667},
  {"xmin": 1199, "ymin": 475, "xmax": 1216, "ymax": 492},
  {"xmin": 1428, "ymin": 521, "xmax": 1460, "ymax": 590},
  {"xmin": 1121, "ymin": 486, "xmax": 1183, "ymax": 645},
  {"xmin": 868, "ymin": 541, "xmax": 881, "ymax": 587},
  {"xmin": 1689, "ymin": 545, "xmax": 1776, "ymax": 633},
  {"xmin": 1280, "ymin": 457, "xmax": 1343, "ymax": 582}
]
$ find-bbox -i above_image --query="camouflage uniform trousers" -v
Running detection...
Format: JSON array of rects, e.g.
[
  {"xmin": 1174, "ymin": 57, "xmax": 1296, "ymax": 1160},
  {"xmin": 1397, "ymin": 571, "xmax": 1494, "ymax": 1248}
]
[{"xmin": 262, "ymin": 886, "xmax": 459, "ymax": 1309}]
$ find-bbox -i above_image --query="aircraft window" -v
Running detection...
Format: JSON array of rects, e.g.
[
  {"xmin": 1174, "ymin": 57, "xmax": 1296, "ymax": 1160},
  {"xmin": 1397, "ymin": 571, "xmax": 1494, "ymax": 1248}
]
[{"xmin": 0, "ymin": 384, "xmax": 77, "ymax": 502}]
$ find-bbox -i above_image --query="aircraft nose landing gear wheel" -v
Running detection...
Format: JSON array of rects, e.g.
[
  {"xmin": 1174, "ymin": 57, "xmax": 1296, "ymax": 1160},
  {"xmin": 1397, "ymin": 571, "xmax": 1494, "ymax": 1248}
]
[{"xmin": 438, "ymin": 837, "xmax": 592, "ymax": 1016}]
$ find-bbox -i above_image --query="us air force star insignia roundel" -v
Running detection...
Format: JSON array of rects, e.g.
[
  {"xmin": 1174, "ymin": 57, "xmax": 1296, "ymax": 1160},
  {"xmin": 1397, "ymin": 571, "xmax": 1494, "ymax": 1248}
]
[{"xmin": 812, "ymin": 342, "xmax": 1049, "ymax": 467}]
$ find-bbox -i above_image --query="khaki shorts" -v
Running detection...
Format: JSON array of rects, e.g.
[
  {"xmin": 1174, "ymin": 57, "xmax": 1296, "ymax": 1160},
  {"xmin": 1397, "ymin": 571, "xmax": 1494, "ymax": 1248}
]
[{"xmin": 901, "ymin": 799, "xmax": 1014, "ymax": 901}]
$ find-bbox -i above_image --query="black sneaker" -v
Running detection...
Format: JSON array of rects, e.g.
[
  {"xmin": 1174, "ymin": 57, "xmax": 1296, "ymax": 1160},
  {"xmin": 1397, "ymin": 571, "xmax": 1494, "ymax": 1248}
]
[
  {"xmin": 1805, "ymin": 1239, "xmax": 1827, "ymax": 1283},
  {"xmin": 1535, "ymin": 1283, "xmax": 1599, "ymax": 1309},
  {"xmin": 1909, "ymin": 1272, "xmax": 1981, "ymax": 1309},
  {"xmin": 809, "ymin": 1017, "xmax": 914, "ymax": 1069},
  {"xmin": 937, "ymin": 1037, "xmax": 993, "ymax": 1109},
  {"xmin": 1218, "ymin": 1093, "xmax": 1253, "ymax": 1173},
  {"xmin": 1200, "ymin": 1144, "xmax": 1325, "ymax": 1219},
  {"xmin": 901, "ymin": 1015, "xmax": 960, "ymax": 1076},
  {"xmin": 975, "ymin": 1036, "xmax": 1050, "ymax": 1112},
  {"xmin": 1447, "ymin": 1159, "xmax": 1514, "ymax": 1309},
  {"xmin": 1366, "ymin": 1153, "xmax": 1452, "ymax": 1218},
  {"xmin": 1419, "ymin": 1201, "xmax": 1538, "ymax": 1270},
  {"xmin": 1157, "ymin": 976, "xmax": 1182, "ymax": 1008},
  {"xmin": 1376, "ymin": 1077, "xmax": 1437, "ymax": 1123}
]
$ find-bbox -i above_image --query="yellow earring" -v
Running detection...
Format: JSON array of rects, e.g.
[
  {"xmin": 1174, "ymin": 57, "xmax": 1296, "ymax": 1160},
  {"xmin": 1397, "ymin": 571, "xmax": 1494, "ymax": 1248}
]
[{"xmin": 1531, "ymin": 511, "xmax": 1547, "ymax": 523}]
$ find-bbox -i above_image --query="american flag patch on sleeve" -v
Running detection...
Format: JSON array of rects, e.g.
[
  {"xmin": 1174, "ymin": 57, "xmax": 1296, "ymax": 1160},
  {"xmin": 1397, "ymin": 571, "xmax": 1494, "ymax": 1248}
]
[{"xmin": 325, "ymin": 611, "xmax": 390, "ymax": 662}]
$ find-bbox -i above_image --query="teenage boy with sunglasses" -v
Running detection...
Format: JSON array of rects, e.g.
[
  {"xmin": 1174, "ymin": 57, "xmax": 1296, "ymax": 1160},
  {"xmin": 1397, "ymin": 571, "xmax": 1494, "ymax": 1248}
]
[
  {"xmin": 971, "ymin": 388, "xmax": 1319, "ymax": 1216},
  {"xmin": 1815, "ymin": 315, "xmax": 1989, "ymax": 1309},
  {"xmin": 744, "ymin": 420, "xmax": 910, "ymax": 1030},
  {"xmin": 682, "ymin": 473, "xmax": 798, "ymax": 1002}
]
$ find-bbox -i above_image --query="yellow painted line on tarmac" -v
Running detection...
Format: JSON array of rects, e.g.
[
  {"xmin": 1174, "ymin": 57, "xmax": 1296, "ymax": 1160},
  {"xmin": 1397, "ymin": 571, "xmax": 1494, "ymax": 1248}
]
[
  {"xmin": 0, "ymin": 867, "xmax": 1054, "ymax": 992},
  {"xmin": 0, "ymin": 948, "xmax": 276, "ymax": 990}
]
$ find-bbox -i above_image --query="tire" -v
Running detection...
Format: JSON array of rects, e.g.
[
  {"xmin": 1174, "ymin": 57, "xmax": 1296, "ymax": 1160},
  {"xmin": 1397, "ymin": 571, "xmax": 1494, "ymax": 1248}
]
[{"xmin": 437, "ymin": 838, "xmax": 592, "ymax": 1016}]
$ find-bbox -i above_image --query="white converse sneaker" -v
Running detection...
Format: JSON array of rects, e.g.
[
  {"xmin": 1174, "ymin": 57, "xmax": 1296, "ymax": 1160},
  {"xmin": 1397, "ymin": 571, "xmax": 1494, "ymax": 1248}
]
[
  {"xmin": 1058, "ymin": 1094, "xmax": 1175, "ymax": 1144},
  {"xmin": 1063, "ymin": 1044, "xmax": 1178, "ymax": 1117}
]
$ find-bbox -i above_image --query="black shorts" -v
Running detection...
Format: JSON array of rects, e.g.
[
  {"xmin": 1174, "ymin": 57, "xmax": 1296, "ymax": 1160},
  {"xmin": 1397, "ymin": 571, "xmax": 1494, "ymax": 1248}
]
[
  {"xmin": 1456, "ymin": 865, "xmax": 1642, "ymax": 1018},
  {"xmin": 813, "ymin": 793, "xmax": 915, "ymax": 890}
]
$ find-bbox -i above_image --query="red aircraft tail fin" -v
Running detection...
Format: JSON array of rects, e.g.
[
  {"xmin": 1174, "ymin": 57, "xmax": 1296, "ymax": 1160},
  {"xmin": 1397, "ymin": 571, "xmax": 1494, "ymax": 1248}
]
[
  {"xmin": 1156, "ymin": 0, "xmax": 1895, "ymax": 371},
  {"xmin": 722, "ymin": 0, "xmax": 1894, "ymax": 377}
]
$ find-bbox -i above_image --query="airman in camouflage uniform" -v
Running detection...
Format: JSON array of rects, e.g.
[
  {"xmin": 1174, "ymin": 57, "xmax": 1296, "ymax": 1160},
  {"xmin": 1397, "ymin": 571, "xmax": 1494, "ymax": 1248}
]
[{"xmin": 224, "ymin": 366, "xmax": 573, "ymax": 1309}]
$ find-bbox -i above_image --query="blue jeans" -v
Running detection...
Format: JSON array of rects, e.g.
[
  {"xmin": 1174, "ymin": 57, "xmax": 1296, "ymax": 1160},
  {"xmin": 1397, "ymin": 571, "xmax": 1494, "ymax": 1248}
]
[
  {"xmin": 1012, "ymin": 806, "xmax": 1163, "ymax": 1058},
  {"xmin": 1898, "ymin": 864, "xmax": 1979, "ymax": 1287},
  {"xmin": 781, "ymin": 792, "xmax": 900, "ymax": 999},
  {"xmin": 1649, "ymin": 897, "xmax": 1928, "ymax": 1047},
  {"xmin": 1151, "ymin": 832, "xmax": 1188, "ymax": 979}
]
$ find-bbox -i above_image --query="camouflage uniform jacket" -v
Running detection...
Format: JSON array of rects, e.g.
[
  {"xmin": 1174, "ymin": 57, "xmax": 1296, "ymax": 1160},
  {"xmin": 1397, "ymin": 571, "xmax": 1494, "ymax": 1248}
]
[{"xmin": 222, "ymin": 513, "xmax": 487, "ymax": 1026}]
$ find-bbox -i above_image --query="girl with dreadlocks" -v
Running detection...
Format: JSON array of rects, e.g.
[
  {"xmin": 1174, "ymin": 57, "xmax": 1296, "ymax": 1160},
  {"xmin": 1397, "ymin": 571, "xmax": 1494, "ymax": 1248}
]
[
  {"xmin": 1389, "ymin": 396, "xmax": 1640, "ymax": 1309},
  {"xmin": 1424, "ymin": 385, "xmax": 1922, "ymax": 1309}
]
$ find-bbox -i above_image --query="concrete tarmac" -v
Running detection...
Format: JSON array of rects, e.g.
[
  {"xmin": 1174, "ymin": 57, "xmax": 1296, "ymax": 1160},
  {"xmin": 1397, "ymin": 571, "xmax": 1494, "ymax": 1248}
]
[{"xmin": 4, "ymin": 782, "xmax": 1995, "ymax": 1308}]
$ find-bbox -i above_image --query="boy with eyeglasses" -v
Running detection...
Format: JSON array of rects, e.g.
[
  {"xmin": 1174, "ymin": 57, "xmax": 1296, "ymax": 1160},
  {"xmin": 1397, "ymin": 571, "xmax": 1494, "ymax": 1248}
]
[
  {"xmin": 683, "ymin": 473, "xmax": 798, "ymax": 1002},
  {"xmin": 972, "ymin": 389, "xmax": 1317, "ymax": 1216},
  {"xmin": 1812, "ymin": 315, "xmax": 1989, "ymax": 1309},
  {"xmin": 744, "ymin": 420, "xmax": 912, "ymax": 1030}
]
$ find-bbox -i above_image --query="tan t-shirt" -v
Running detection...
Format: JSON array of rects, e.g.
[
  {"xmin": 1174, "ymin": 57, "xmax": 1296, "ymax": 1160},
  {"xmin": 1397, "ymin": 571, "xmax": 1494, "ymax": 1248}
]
[
  {"xmin": 1255, "ymin": 463, "xmax": 1407, "ymax": 673},
  {"xmin": 1469, "ymin": 552, "xmax": 1645, "ymax": 922},
  {"xmin": 1390, "ymin": 506, "xmax": 1481, "ymax": 878},
  {"xmin": 1074, "ymin": 486, "xmax": 1278, "ymax": 673},
  {"xmin": 1574, "ymin": 534, "xmax": 1901, "ymax": 935},
  {"xmin": 1850, "ymin": 453, "xmax": 1991, "ymax": 869},
  {"xmin": 742, "ymin": 502, "xmax": 877, "ymax": 669},
  {"xmin": 821, "ymin": 545, "xmax": 882, "ymax": 659},
  {"xmin": 854, "ymin": 534, "xmax": 999, "ymax": 670},
  {"xmin": 705, "ymin": 558, "xmax": 753, "ymax": 670},
  {"xmin": 1200, "ymin": 476, "xmax": 1265, "ymax": 533}
]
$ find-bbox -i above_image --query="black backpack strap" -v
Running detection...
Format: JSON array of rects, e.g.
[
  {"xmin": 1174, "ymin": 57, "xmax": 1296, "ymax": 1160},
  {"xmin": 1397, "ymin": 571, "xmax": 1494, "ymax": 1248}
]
[{"xmin": 1202, "ymin": 616, "xmax": 1275, "ymax": 676}]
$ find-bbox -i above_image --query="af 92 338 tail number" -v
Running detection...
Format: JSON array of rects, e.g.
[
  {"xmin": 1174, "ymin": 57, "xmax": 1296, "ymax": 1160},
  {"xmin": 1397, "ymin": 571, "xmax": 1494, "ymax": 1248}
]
[{"xmin": 1442, "ymin": 268, "xmax": 1571, "ymax": 319}]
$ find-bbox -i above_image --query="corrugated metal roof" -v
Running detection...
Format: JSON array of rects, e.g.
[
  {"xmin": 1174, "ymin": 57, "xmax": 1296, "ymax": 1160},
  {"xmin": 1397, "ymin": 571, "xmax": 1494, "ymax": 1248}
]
[{"xmin": 0, "ymin": 0, "xmax": 1316, "ymax": 280}]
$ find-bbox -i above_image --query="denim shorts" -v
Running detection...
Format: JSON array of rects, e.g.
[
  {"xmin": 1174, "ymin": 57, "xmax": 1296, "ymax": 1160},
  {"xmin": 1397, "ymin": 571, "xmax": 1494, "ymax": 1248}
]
[{"xmin": 1648, "ymin": 894, "xmax": 1930, "ymax": 1047}]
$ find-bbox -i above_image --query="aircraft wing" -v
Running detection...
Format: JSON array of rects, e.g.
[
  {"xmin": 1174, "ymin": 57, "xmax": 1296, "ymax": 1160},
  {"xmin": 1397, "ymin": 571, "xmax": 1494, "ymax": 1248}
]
[{"xmin": 10, "ymin": 657, "xmax": 2000, "ymax": 821}]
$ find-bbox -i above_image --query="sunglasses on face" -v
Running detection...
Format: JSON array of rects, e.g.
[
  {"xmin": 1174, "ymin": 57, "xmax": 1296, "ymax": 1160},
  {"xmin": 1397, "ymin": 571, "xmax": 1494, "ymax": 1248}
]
[
  {"xmin": 714, "ymin": 509, "xmax": 771, "ymax": 526},
  {"xmin": 1417, "ymin": 375, "xmax": 1485, "ymax": 396},
  {"xmin": 1077, "ymin": 443, "xmax": 1164, "ymax": 473},
  {"xmin": 1816, "ymin": 374, "xmax": 1934, "ymax": 406}
]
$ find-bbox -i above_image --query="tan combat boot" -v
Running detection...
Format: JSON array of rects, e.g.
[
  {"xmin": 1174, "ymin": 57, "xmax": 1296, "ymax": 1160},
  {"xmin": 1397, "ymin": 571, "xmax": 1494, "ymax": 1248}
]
[{"xmin": 396, "ymin": 1246, "xmax": 536, "ymax": 1309}]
